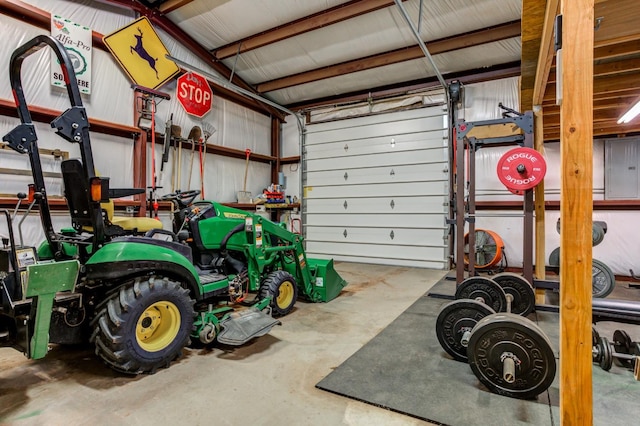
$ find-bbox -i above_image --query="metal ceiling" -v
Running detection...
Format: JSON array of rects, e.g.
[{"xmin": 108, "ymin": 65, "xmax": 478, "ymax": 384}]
[
  {"xmin": 105, "ymin": 0, "xmax": 640, "ymax": 140},
  {"xmin": 127, "ymin": 0, "xmax": 522, "ymax": 109}
]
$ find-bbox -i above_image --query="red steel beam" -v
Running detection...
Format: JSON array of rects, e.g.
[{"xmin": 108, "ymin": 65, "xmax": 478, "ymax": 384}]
[
  {"xmin": 257, "ymin": 20, "xmax": 521, "ymax": 93},
  {"xmin": 213, "ymin": 0, "xmax": 408, "ymax": 60}
]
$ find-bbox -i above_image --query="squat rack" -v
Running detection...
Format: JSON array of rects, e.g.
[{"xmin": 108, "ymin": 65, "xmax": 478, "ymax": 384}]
[{"xmin": 450, "ymin": 105, "xmax": 536, "ymax": 286}]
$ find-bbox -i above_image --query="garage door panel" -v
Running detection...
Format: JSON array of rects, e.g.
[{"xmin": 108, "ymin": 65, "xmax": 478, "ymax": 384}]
[
  {"xmin": 303, "ymin": 106, "xmax": 449, "ymax": 269},
  {"xmin": 306, "ymin": 162, "xmax": 447, "ymax": 187},
  {"xmin": 306, "ymin": 226, "xmax": 446, "ymax": 246},
  {"xmin": 305, "ymin": 196, "xmax": 446, "ymax": 214},
  {"xmin": 307, "ymin": 150, "xmax": 446, "ymax": 171},
  {"xmin": 305, "ymin": 181, "xmax": 447, "ymax": 198},
  {"xmin": 305, "ymin": 241, "xmax": 447, "ymax": 264},
  {"xmin": 305, "ymin": 213, "xmax": 446, "ymax": 228},
  {"xmin": 306, "ymin": 114, "xmax": 446, "ymax": 145},
  {"xmin": 305, "ymin": 131, "xmax": 446, "ymax": 158}
]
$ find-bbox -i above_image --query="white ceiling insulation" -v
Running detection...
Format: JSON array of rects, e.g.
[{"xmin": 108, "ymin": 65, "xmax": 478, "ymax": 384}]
[
  {"xmin": 163, "ymin": 0, "xmax": 522, "ymax": 107},
  {"xmin": 167, "ymin": 0, "xmax": 353, "ymax": 48}
]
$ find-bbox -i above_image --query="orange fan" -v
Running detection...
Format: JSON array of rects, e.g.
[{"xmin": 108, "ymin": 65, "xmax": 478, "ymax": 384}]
[{"xmin": 463, "ymin": 229, "xmax": 504, "ymax": 269}]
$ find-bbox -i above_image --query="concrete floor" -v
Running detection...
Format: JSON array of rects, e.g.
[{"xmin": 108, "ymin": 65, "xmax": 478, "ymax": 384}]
[{"xmin": 0, "ymin": 263, "xmax": 447, "ymax": 426}]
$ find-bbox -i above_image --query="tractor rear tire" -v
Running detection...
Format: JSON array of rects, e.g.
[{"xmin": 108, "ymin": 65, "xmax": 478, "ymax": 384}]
[
  {"xmin": 91, "ymin": 276, "xmax": 195, "ymax": 374},
  {"xmin": 259, "ymin": 271, "xmax": 298, "ymax": 317}
]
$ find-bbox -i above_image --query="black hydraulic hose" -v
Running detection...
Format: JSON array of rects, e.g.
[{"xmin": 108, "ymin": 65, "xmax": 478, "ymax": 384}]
[
  {"xmin": 220, "ymin": 223, "xmax": 245, "ymax": 252},
  {"xmin": 219, "ymin": 223, "xmax": 247, "ymax": 274}
]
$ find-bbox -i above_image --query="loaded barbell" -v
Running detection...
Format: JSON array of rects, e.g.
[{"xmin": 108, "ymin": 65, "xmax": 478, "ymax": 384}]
[
  {"xmin": 592, "ymin": 329, "xmax": 640, "ymax": 379},
  {"xmin": 592, "ymin": 336, "xmax": 640, "ymax": 376},
  {"xmin": 437, "ymin": 275, "xmax": 536, "ymax": 362},
  {"xmin": 436, "ymin": 274, "xmax": 556, "ymax": 399}
]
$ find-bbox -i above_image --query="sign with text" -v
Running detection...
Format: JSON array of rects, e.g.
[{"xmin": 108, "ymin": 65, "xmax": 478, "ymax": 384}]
[
  {"xmin": 176, "ymin": 72, "xmax": 213, "ymax": 117},
  {"xmin": 50, "ymin": 15, "xmax": 92, "ymax": 94},
  {"xmin": 103, "ymin": 17, "xmax": 180, "ymax": 90}
]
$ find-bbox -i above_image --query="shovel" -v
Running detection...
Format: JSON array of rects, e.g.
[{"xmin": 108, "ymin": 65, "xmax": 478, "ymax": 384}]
[{"xmin": 237, "ymin": 149, "xmax": 252, "ymax": 203}]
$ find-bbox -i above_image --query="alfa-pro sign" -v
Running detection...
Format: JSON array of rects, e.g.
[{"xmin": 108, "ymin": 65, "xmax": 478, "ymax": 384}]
[{"xmin": 51, "ymin": 15, "xmax": 92, "ymax": 94}]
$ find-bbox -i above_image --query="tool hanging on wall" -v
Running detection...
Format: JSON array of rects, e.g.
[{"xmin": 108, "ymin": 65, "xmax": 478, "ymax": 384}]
[
  {"xmin": 170, "ymin": 121, "xmax": 180, "ymax": 193},
  {"xmin": 198, "ymin": 134, "xmax": 205, "ymax": 200},
  {"xmin": 186, "ymin": 125, "xmax": 201, "ymax": 193},
  {"xmin": 149, "ymin": 99, "xmax": 159, "ymax": 218},
  {"xmin": 237, "ymin": 148, "xmax": 252, "ymax": 203},
  {"xmin": 133, "ymin": 85, "xmax": 170, "ymax": 220},
  {"xmin": 197, "ymin": 126, "xmax": 215, "ymax": 200},
  {"xmin": 157, "ymin": 114, "xmax": 173, "ymax": 196}
]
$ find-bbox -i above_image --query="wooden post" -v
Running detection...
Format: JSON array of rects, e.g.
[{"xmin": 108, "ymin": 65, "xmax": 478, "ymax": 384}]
[
  {"xmin": 533, "ymin": 106, "xmax": 546, "ymax": 304},
  {"xmin": 559, "ymin": 0, "xmax": 593, "ymax": 424}
]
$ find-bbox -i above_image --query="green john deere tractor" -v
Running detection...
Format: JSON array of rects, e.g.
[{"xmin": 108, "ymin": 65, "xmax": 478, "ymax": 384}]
[{"xmin": 0, "ymin": 35, "xmax": 347, "ymax": 374}]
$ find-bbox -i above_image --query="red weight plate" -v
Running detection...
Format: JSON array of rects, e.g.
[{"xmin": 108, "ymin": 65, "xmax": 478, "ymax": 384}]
[
  {"xmin": 497, "ymin": 147, "xmax": 547, "ymax": 191},
  {"xmin": 507, "ymin": 187, "xmax": 524, "ymax": 196}
]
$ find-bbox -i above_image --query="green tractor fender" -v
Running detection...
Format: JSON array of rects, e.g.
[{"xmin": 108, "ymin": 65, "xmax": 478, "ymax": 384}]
[{"xmin": 85, "ymin": 238, "xmax": 202, "ymax": 299}]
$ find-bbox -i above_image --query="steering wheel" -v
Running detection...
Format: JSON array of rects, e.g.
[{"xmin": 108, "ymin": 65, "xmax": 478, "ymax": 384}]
[{"xmin": 160, "ymin": 190, "xmax": 201, "ymax": 207}]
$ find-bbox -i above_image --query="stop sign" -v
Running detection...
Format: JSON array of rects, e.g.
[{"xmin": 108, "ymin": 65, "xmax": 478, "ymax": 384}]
[{"xmin": 176, "ymin": 72, "xmax": 213, "ymax": 117}]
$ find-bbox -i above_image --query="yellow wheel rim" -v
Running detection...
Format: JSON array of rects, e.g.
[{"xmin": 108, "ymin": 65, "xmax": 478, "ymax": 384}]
[
  {"xmin": 136, "ymin": 301, "xmax": 181, "ymax": 352},
  {"xmin": 276, "ymin": 281, "xmax": 294, "ymax": 309}
]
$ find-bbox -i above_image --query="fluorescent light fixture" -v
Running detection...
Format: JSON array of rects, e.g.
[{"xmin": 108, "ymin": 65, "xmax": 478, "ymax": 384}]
[{"xmin": 617, "ymin": 99, "xmax": 640, "ymax": 124}]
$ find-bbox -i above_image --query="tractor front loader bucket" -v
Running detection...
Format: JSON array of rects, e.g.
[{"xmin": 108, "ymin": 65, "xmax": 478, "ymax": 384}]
[{"xmin": 307, "ymin": 258, "xmax": 347, "ymax": 302}]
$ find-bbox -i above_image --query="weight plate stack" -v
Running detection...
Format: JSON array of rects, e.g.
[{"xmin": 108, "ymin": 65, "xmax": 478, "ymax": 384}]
[
  {"xmin": 596, "ymin": 336, "xmax": 613, "ymax": 371},
  {"xmin": 612, "ymin": 329, "xmax": 633, "ymax": 368},
  {"xmin": 592, "ymin": 259, "xmax": 616, "ymax": 298},
  {"xmin": 455, "ymin": 276, "xmax": 507, "ymax": 313},
  {"xmin": 435, "ymin": 299, "xmax": 496, "ymax": 362},
  {"xmin": 467, "ymin": 313, "xmax": 556, "ymax": 399},
  {"xmin": 492, "ymin": 273, "xmax": 536, "ymax": 316}
]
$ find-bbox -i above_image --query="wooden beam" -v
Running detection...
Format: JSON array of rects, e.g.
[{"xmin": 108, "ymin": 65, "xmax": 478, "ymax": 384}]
[
  {"xmin": 547, "ymin": 57, "xmax": 640, "ymax": 83},
  {"xmin": 256, "ymin": 21, "xmax": 521, "ymax": 93},
  {"xmin": 559, "ymin": 0, "xmax": 593, "ymax": 423},
  {"xmin": 543, "ymin": 71, "xmax": 640, "ymax": 103},
  {"xmin": 533, "ymin": 0, "xmax": 560, "ymax": 105},
  {"xmin": 213, "ymin": 0, "xmax": 406, "ymax": 60},
  {"xmin": 520, "ymin": 0, "xmax": 547, "ymax": 112},
  {"xmin": 594, "ymin": 39, "xmax": 640, "ymax": 60},
  {"xmin": 534, "ymin": 107, "xmax": 546, "ymax": 305},
  {"xmin": 544, "ymin": 109, "xmax": 622, "ymax": 127},
  {"xmin": 593, "ymin": 0, "xmax": 640, "ymax": 47},
  {"xmin": 544, "ymin": 96, "xmax": 637, "ymax": 115},
  {"xmin": 465, "ymin": 123, "xmax": 523, "ymax": 139},
  {"xmin": 544, "ymin": 122, "xmax": 640, "ymax": 140}
]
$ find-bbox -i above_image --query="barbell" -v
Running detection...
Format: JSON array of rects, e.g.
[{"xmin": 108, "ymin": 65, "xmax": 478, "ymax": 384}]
[{"xmin": 436, "ymin": 275, "xmax": 556, "ymax": 399}]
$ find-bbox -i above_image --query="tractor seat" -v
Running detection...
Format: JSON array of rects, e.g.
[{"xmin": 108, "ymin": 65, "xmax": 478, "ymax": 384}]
[{"xmin": 98, "ymin": 199, "xmax": 163, "ymax": 234}]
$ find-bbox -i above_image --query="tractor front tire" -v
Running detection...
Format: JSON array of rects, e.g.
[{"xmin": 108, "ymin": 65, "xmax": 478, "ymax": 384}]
[
  {"xmin": 259, "ymin": 271, "xmax": 298, "ymax": 317},
  {"xmin": 92, "ymin": 276, "xmax": 195, "ymax": 374}
]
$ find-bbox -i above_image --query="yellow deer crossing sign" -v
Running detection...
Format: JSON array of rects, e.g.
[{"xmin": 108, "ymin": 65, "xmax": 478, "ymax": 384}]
[{"xmin": 103, "ymin": 17, "xmax": 179, "ymax": 90}]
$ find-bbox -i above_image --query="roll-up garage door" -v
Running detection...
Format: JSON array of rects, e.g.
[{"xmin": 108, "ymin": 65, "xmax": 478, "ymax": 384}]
[{"xmin": 303, "ymin": 105, "xmax": 449, "ymax": 269}]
